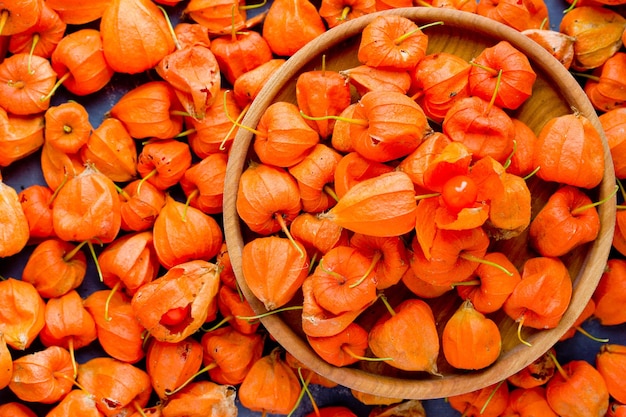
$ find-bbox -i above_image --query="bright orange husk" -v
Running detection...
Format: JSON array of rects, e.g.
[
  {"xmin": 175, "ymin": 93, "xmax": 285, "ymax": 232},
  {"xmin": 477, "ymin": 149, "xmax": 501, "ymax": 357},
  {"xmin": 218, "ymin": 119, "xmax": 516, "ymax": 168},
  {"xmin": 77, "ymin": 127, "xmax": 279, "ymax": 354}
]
[
  {"xmin": 100, "ymin": 0, "xmax": 176, "ymax": 74},
  {"xmin": 322, "ymin": 171, "xmax": 417, "ymax": 237},
  {"xmin": 0, "ymin": 179, "xmax": 30, "ymax": 257},
  {"xmin": 8, "ymin": 346, "xmax": 74, "ymax": 404},
  {"xmin": 146, "ymin": 337, "xmax": 204, "ymax": 399},
  {"xmin": 109, "ymin": 81, "xmax": 184, "ymax": 140},
  {"xmin": 152, "ymin": 194, "xmax": 223, "ymax": 269},
  {"xmin": 242, "ymin": 235, "xmax": 309, "ymax": 311},
  {"xmin": 442, "ymin": 299, "xmax": 502, "ymax": 370},
  {"xmin": 83, "ymin": 289, "xmax": 146, "ymax": 364},
  {"xmin": 200, "ymin": 325, "xmax": 265, "ymax": 385},
  {"xmin": 533, "ymin": 112, "xmax": 605, "ymax": 189},
  {"xmin": 156, "ymin": 44, "xmax": 222, "ymax": 120},
  {"xmin": 131, "ymin": 260, "xmax": 221, "ymax": 343},
  {"xmin": 0, "ymin": 333, "xmax": 11, "ymax": 389},
  {"xmin": 51, "ymin": 164, "xmax": 121, "ymax": 244},
  {"xmin": 81, "ymin": 117, "xmax": 137, "ymax": 182},
  {"xmin": 77, "ymin": 356, "xmax": 152, "ymax": 416},
  {"xmin": 0, "ymin": 106, "xmax": 44, "ymax": 168},
  {"xmin": 368, "ymin": 298, "xmax": 440, "ymax": 373},
  {"xmin": 0, "ymin": 53, "xmax": 56, "ymax": 115},
  {"xmin": 160, "ymin": 381, "xmax": 238, "ymax": 417},
  {"xmin": 51, "ymin": 28, "xmax": 115, "ymax": 96},
  {"xmin": 0, "ymin": 278, "xmax": 45, "ymax": 350},
  {"xmin": 238, "ymin": 348, "xmax": 301, "ymax": 415}
]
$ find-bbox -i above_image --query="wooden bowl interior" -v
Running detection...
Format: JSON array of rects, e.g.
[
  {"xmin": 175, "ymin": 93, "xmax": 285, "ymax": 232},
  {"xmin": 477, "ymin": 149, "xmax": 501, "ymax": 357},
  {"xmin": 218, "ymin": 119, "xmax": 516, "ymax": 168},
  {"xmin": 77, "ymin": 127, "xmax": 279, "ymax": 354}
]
[{"xmin": 223, "ymin": 7, "xmax": 616, "ymax": 400}]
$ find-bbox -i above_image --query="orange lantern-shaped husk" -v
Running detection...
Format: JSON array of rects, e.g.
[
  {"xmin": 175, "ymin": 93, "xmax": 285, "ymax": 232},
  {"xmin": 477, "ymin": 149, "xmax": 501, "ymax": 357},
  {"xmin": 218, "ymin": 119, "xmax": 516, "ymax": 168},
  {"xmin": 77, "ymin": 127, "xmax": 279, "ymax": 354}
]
[
  {"xmin": 0, "ymin": 278, "xmax": 45, "ymax": 350},
  {"xmin": 51, "ymin": 164, "xmax": 122, "ymax": 244},
  {"xmin": 77, "ymin": 356, "xmax": 152, "ymax": 417},
  {"xmin": 100, "ymin": 0, "xmax": 176, "ymax": 74},
  {"xmin": 0, "ymin": 180, "xmax": 30, "ymax": 257},
  {"xmin": 131, "ymin": 260, "xmax": 221, "ymax": 343}
]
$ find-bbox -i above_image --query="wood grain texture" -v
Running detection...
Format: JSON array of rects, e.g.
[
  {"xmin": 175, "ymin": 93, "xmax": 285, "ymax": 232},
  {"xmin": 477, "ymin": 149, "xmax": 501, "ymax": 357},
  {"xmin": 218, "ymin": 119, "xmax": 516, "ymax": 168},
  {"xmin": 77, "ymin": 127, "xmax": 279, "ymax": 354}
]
[{"xmin": 223, "ymin": 7, "xmax": 616, "ymax": 400}]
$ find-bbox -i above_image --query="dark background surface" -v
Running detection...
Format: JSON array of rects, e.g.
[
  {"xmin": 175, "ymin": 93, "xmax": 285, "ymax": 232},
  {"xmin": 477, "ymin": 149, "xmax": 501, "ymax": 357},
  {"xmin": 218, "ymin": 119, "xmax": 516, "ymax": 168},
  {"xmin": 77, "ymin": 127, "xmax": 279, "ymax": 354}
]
[{"xmin": 2, "ymin": 0, "xmax": 626, "ymax": 415}]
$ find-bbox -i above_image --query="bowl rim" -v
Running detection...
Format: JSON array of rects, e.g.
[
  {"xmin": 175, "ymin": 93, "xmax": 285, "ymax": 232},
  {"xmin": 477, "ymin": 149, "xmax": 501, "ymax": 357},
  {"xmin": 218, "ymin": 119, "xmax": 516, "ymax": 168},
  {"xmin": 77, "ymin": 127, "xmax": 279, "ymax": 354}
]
[{"xmin": 223, "ymin": 7, "xmax": 616, "ymax": 399}]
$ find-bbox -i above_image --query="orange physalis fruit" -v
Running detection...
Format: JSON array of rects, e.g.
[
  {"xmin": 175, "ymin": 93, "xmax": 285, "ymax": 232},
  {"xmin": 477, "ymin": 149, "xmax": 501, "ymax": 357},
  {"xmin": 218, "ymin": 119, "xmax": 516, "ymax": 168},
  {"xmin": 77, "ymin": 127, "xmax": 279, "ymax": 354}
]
[
  {"xmin": 442, "ymin": 299, "xmax": 502, "ymax": 370},
  {"xmin": 0, "ymin": 0, "xmax": 42, "ymax": 36},
  {"xmin": 131, "ymin": 260, "xmax": 221, "ymax": 343},
  {"xmin": 358, "ymin": 14, "xmax": 429, "ymax": 70},
  {"xmin": 21, "ymin": 239, "xmax": 87, "ymax": 298},
  {"xmin": 242, "ymin": 235, "xmax": 309, "ymax": 311},
  {"xmin": 152, "ymin": 194, "xmax": 223, "ymax": 269},
  {"xmin": 109, "ymin": 81, "xmax": 184, "ymax": 140},
  {"xmin": 39, "ymin": 289, "xmax": 98, "ymax": 352},
  {"xmin": 0, "ymin": 402, "xmax": 37, "ymax": 417},
  {"xmin": 262, "ymin": 0, "xmax": 326, "ymax": 57},
  {"xmin": 8, "ymin": 345, "xmax": 74, "ymax": 404},
  {"xmin": 157, "ymin": 44, "xmax": 222, "ymax": 120},
  {"xmin": 593, "ymin": 258, "xmax": 626, "ymax": 326},
  {"xmin": 351, "ymin": 90, "xmax": 429, "ymax": 163},
  {"xmin": 0, "ymin": 108, "xmax": 45, "ymax": 168},
  {"xmin": 238, "ymin": 348, "xmax": 301, "ymax": 415},
  {"xmin": 0, "ymin": 53, "xmax": 56, "ymax": 115},
  {"xmin": 533, "ymin": 112, "xmax": 605, "ymax": 189},
  {"xmin": 51, "ymin": 164, "xmax": 121, "ymax": 244},
  {"xmin": 100, "ymin": 0, "xmax": 176, "ymax": 74},
  {"xmin": 0, "ymin": 178, "xmax": 30, "ymax": 257},
  {"xmin": 45, "ymin": 389, "xmax": 102, "ymax": 417},
  {"xmin": 368, "ymin": 298, "xmax": 440, "ymax": 374},
  {"xmin": 200, "ymin": 325, "xmax": 265, "ymax": 385},
  {"xmin": 546, "ymin": 359, "xmax": 609, "ymax": 417},
  {"xmin": 84, "ymin": 289, "xmax": 146, "ymax": 364},
  {"xmin": 160, "ymin": 381, "xmax": 238, "ymax": 417},
  {"xmin": 81, "ymin": 117, "xmax": 138, "ymax": 183},
  {"xmin": 50, "ymin": 28, "xmax": 115, "ymax": 96},
  {"xmin": 322, "ymin": 171, "xmax": 417, "ymax": 237},
  {"xmin": 236, "ymin": 162, "xmax": 301, "ymax": 235},
  {"xmin": 146, "ymin": 337, "xmax": 204, "ymax": 399},
  {"xmin": 0, "ymin": 278, "xmax": 45, "ymax": 350},
  {"xmin": 44, "ymin": 101, "xmax": 92, "ymax": 154},
  {"xmin": 77, "ymin": 356, "xmax": 152, "ymax": 416},
  {"xmin": 468, "ymin": 40, "xmax": 537, "ymax": 110},
  {"xmin": 0, "ymin": 332, "xmax": 11, "ymax": 390},
  {"xmin": 98, "ymin": 231, "xmax": 160, "ymax": 296}
]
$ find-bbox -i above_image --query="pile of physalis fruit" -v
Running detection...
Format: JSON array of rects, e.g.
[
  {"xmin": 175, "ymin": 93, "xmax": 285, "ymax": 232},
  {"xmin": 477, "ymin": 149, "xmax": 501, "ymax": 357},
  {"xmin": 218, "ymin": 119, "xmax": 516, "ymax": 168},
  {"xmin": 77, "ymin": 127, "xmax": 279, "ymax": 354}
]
[
  {"xmin": 235, "ymin": 9, "xmax": 611, "ymax": 385},
  {"xmin": 0, "ymin": 0, "xmax": 618, "ymax": 416}
]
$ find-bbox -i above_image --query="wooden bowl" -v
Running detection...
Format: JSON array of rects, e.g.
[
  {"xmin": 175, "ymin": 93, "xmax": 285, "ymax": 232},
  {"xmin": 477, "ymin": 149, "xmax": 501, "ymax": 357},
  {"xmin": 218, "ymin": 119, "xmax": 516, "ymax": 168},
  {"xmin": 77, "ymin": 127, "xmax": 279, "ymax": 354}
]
[{"xmin": 223, "ymin": 8, "xmax": 616, "ymax": 400}]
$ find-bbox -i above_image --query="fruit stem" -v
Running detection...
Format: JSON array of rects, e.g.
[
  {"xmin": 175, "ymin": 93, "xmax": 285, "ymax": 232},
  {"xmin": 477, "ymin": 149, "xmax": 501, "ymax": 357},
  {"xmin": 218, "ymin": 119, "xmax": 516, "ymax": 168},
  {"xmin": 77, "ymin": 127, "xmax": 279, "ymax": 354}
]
[
  {"xmin": 40, "ymin": 72, "xmax": 71, "ymax": 103},
  {"xmin": 349, "ymin": 251, "xmax": 381, "ymax": 288},
  {"xmin": 394, "ymin": 21, "xmax": 443, "ymax": 45},
  {"xmin": 517, "ymin": 316, "xmax": 532, "ymax": 347},
  {"xmin": 450, "ymin": 279, "xmax": 481, "ymax": 288},
  {"xmin": 480, "ymin": 380, "xmax": 506, "ymax": 415},
  {"xmin": 28, "ymin": 33, "xmax": 41, "ymax": 74},
  {"xmin": 158, "ymin": 5, "xmax": 181, "ymax": 50},
  {"xmin": 275, "ymin": 213, "xmax": 305, "ymax": 259},
  {"xmin": 379, "ymin": 293, "xmax": 396, "ymax": 317},
  {"xmin": 221, "ymin": 102, "xmax": 251, "ymax": 151},
  {"xmin": 547, "ymin": 350, "xmax": 569, "ymax": 380},
  {"xmin": 104, "ymin": 281, "xmax": 122, "ymax": 322},
  {"xmin": 164, "ymin": 363, "xmax": 218, "ymax": 396},
  {"xmin": 224, "ymin": 90, "xmax": 264, "ymax": 136},
  {"xmin": 300, "ymin": 110, "xmax": 368, "ymax": 127},
  {"xmin": 503, "ymin": 139, "xmax": 518, "ymax": 171},
  {"xmin": 575, "ymin": 325, "xmax": 609, "ymax": 343},
  {"xmin": 571, "ymin": 184, "xmax": 618, "ymax": 215},
  {"xmin": 343, "ymin": 345, "xmax": 393, "ymax": 362},
  {"xmin": 459, "ymin": 252, "xmax": 514, "ymax": 276},
  {"xmin": 236, "ymin": 305, "xmax": 304, "ymax": 320}
]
